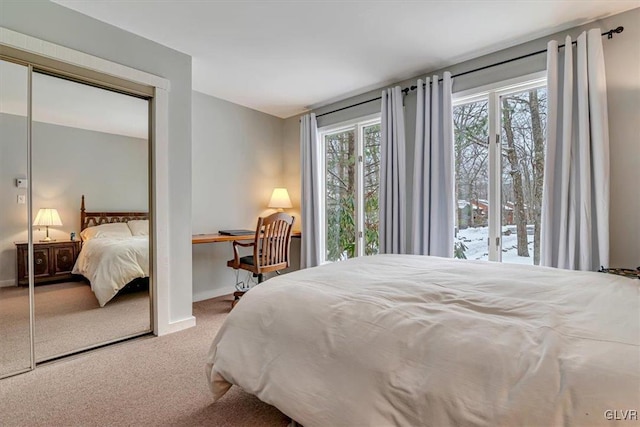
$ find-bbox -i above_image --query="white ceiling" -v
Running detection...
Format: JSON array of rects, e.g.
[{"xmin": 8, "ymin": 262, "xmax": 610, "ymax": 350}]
[
  {"xmin": 0, "ymin": 60, "xmax": 148, "ymax": 138},
  {"xmin": 53, "ymin": 0, "xmax": 639, "ymax": 118}
]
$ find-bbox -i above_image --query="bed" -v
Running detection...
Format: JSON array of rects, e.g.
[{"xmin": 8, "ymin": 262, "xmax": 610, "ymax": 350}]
[
  {"xmin": 72, "ymin": 196, "xmax": 149, "ymax": 307},
  {"xmin": 206, "ymin": 254, "xmax": 640, "ymax": 426}
]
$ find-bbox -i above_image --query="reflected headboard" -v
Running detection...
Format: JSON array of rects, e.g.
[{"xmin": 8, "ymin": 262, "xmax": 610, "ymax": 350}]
[{"xmin": 80, "ymin": 195, "xmax": 149, "ymax": 231}]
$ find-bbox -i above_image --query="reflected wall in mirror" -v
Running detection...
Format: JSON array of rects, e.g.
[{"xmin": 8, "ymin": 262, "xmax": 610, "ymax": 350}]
[
  {"xmin": 0, "ymin": 59, "xmax": 32, "ymax": 377},
  {"xmin": 31, "ymin": 72, "xmax": 151, "ymax": 361}
]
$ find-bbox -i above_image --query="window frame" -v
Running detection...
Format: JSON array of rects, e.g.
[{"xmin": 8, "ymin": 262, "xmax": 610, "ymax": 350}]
[
  {"xmin": 452, "ymin": 71, "xmax": 547, "ymax": 262},
  {"xmin": 318, "ymin": 113, "xmax": 381, "ymax": 263}
]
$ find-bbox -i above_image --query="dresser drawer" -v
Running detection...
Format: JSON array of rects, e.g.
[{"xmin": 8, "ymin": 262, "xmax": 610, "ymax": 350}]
[
  {"xmin": 16, "ymin": 241, "xmax": 81, "ymax": 286},
  {"xmin": 31, "ymin": 248, "xmax": 50, "ymax": 278},
  {"xmin": 53, "ymin": 246, "xmax": 75, "ymax": 274}
]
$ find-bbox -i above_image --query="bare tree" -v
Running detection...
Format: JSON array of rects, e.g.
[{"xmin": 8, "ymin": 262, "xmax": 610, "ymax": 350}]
[
  {"xmin": 454, "ymin": 101, "xmax": 489, "ymax": 230},
  {"xmin": 502, "ymin": 98, "xmax": 529, "ymax": 257},
  {"xmin": 529, "ymin": 89, "xmax": 545, "ymax": 265}
]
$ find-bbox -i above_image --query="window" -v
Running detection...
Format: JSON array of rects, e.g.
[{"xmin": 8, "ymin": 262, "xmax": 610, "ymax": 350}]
[
  {"xmin": 320, "ymin": 116, "xmax": 381, "ymax": 262},
  {"xmin": 453, "ymin": 74, "xmax": 547, "ymax": 265}
]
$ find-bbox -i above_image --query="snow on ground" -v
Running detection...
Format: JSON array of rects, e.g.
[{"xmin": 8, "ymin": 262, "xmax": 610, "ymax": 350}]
[{"xmin": 456, "ymin": 226, "xmax": 535, "ymax": 265}]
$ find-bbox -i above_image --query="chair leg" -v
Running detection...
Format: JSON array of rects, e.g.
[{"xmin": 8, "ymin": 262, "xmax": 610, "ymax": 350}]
[
  {"xmin": 232, "ymin": 272, "xmax": 263, "ymax": 309},
  {"xmin": 232, "ymin": 290, "xmax": 245, "ymax": 309}
]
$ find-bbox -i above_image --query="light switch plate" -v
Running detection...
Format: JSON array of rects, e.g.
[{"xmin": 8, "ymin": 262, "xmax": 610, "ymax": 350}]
[{"xmin": 17, "ymin": 195, "xmax": 26, "ymax": 204}]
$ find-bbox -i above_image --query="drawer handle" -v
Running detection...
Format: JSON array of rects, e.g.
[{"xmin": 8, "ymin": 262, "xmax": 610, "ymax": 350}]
[
  {"xmin": 61, "ymin": 256, "xmax": 68, "ymax": 262},
  {"xmin": 36, "ymin": 258, "xmax": 43, "ymax": 265}
]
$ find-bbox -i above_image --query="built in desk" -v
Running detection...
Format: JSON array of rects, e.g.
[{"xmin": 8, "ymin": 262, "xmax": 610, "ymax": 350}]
[{"xmin": 192, "ymin": 231, "xmax": 301, "ymax": 244}]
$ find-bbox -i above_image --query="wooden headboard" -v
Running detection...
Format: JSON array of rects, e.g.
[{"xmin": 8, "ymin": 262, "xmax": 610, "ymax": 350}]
[{"xmin": 80, "ymin": 195, "xmax": 149, "ymax": 231}]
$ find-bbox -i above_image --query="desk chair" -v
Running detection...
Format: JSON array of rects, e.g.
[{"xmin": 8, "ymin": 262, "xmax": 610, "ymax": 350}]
[{"xmin": 227, "ymin": 212, "xmax": 295, "ymax": 308}]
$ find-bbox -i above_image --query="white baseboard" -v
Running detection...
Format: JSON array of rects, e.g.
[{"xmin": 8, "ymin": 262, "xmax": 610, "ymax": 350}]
[
  {"xmin": 193, "ymin": 286, "xmax": 235, "ymax": 303},
  {"xmin": 157, "ymin": 316, "xmax": 196, "ymax": 336},
  {"xmin": 0, "ymin": 279, "xmax": 16, "ymax": 288}
]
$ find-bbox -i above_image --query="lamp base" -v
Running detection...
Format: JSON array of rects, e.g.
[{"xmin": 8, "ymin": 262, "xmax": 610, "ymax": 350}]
[{"xmin": 39, "ymin": 225, "xmax": 56, "ymax": 242}]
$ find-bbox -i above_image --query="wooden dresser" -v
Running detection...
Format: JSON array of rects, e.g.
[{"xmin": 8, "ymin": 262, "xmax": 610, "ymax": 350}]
[{"xmin": 15, "ymin": 240, "xmax": 82, "ymax": 286}]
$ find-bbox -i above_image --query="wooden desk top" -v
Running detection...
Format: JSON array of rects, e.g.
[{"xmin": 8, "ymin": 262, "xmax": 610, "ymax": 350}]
[{"xmin": 192, "ymin": 231, "xmax": 301, "ymax": 244}]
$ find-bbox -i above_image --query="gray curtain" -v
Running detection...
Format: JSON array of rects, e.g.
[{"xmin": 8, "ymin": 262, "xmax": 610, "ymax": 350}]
[
  {"xmin": 300, "ymin": 113, "xmax": 321, "ymax": 268},
  {"xmin": 411, "ymin": 73, "xmax": 454, "ymax": 257},
  {"xmin": 379, "ymin": 86, "xmax": 406, "ymax": 254},
  {"xmin": 541, "ymin": 29, "xmax": 610, "ymax": 271}
]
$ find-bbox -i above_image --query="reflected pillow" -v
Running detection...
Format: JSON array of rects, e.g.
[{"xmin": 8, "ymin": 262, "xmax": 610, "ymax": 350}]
[
  {"xmin": 128, "ymin": 219, "xmax": 149, "ymax": 236},
  {"xmin": 81, "ymin": 222, "xmax": 133, "ymax": 241}
]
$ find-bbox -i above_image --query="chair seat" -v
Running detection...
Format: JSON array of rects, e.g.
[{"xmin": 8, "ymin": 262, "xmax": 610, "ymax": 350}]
[
  {"xmin": 227, "ymin": 255, "xmax": 256, "ymax": 270},
  {"xmin": 239, "ymin": 255, "xmax": 254, "ymax": 265}
]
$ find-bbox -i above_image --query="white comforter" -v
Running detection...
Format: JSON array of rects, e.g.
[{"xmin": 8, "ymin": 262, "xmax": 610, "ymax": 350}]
[
  {"xmin": 206, "ymin": 255, "xmax": 640, "ymax": 427},
  {"xmin": 72, "ymin": 236, "xmax": 149, "ymax": 307}
]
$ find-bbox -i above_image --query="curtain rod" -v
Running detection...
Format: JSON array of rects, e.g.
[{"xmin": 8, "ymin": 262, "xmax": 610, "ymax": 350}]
[{"xmin": 313, "ymin": 26, "xmax": 623, "ymax": 119}]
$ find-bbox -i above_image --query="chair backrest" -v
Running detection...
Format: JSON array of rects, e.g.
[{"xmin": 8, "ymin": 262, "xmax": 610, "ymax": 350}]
[{"xmin": 253, "ymin": 212, "xmax": 295, "ymax": 273}]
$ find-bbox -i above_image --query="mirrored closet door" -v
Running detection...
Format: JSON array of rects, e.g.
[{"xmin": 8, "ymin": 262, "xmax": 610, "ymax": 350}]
[
  {"xmin": 31, "ymin": 71, "xmax": 151, "ymax": 362},
  {"xmin": 1, "ymin": 56, "xmax": 153, "ymax": 376},
  {"xmin": 0, "ymin": 59, "xmax": 32, "ymax": 377}
]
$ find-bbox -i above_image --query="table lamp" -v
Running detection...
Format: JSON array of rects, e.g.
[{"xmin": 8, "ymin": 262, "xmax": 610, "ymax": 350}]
[
  {"xmin": 33, "ymin": 208, "xmax": 63, "ymax": 242},
  {"xmin": 268, "ymin": 188, "xmax": 292, "ymax": 212}
]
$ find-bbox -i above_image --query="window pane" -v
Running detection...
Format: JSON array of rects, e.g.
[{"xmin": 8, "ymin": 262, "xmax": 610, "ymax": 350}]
[
  {"xmin": 453, "ymin": 100, "xmax": 489, "ymax": 261},
  {"xmin": 363, "ymin": 123, "xmax": 380, "ymax": 256},
  {"xmin": 500, "ymin": 87, "xmax": 547, "ymax": 265},
  {"xmin": 325, "ymin": 129, "xmax": 356, "ymax": 262}
]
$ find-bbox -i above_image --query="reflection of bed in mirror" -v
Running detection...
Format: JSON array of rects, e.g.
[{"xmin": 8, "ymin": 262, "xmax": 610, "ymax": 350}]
[{"xmin": 72, "ymin": 195, "xmax": 149, "ymax": 306}]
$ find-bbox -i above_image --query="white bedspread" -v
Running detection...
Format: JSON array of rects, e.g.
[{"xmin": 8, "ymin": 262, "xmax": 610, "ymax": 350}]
[
  {"xmin": 206, "ymin": 254, "xmax": 640, "ymax": 427},
  {"xmin": 72, "ymin": 236, "xmax": 149, "ymax": 307}
]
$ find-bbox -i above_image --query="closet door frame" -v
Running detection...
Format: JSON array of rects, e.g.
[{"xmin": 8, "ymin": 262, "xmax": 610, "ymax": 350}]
[
  {"xmin": 0, "ymin": 58, "xmax": 35, "ymax": 378},
  {"xmin": 1, "ymin": 27, "xmax": 174, "ymax": 376}
]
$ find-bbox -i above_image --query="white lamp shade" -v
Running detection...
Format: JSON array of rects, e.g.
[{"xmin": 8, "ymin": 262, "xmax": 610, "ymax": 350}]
[
  {"xmin": 33, "ymin": 208, "xmax": 63, "ymax": 226},
  {"xmin": 268, "ymin": 188, "xmax": 292, "ymax": 209}
]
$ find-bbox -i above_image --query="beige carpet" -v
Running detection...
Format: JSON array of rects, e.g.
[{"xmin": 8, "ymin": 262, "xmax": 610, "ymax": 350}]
[
  {"xmin": 0, "ymin": 286, "xmax": 31, "ymax": 374},
  {"xmin": 0, "ymin": 296, "xmax": 289, "ymax": 426},
  {"xmin": 0, "ymin": 281, "xmax": 150, "ymax": 376}
]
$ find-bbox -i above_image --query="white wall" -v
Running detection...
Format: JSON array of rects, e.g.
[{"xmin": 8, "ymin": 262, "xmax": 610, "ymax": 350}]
[
  {"xmin": 601, "ymin": 9, "xmax": 640, "ymax": 266},
  {"xmin": 0, "ymin": 113, "xmax": 148, "ymax": 284},
  {"xmin": 283, "ymin": 115, "xmax": 302, "ymax": 213},
  {"xmin": 0, "ymin": 113, "xmax": 28, "ymax": 286},
  {"xmin": 192, "ymin": 91, "xmax": 294, "ymax": 301},
  {"xmin": 1, "ymin": 0, "xmax": 193, "ymax": 325},
  {"xmin": 290, "ymin": 7, "xmax": 640, "ymax": 267}
]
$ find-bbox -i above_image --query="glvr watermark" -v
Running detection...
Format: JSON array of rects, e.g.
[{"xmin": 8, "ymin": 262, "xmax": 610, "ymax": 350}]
[{"xmin": 604, "ymin": 410, "xmax": 638, "ymax": 421}]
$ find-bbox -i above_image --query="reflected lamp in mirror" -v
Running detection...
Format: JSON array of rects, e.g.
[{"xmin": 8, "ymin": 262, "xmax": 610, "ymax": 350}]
[
  {"xmin": 268, "ymin": 188, "xmax": 292, "ymax": 212},
  {"xmin": 33, "ymin": 208, "xmax": 63, "ymax": 242}
]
